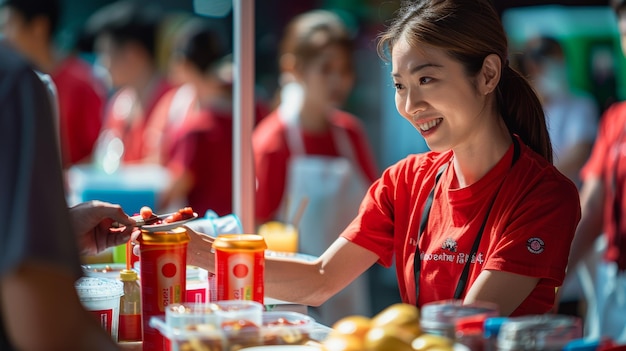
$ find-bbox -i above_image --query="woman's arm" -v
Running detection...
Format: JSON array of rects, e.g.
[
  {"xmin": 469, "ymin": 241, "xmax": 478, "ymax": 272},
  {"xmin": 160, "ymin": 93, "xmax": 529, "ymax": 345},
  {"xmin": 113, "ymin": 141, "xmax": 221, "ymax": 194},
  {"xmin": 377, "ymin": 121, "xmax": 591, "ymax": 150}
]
[
  {"xmin": 463, "ymin": 269, "xmax": 539, "ymax": 316},
  {"xmin": 265, "ymin": 237, "xmax": 379, "ymax": 306},
  {"xmin": 185, "ymin": 228, "xmax": 379, "ymax": 306},
  {"xmin": 465, "ymin": 182, "xmax": 593, "ymax": 316}
]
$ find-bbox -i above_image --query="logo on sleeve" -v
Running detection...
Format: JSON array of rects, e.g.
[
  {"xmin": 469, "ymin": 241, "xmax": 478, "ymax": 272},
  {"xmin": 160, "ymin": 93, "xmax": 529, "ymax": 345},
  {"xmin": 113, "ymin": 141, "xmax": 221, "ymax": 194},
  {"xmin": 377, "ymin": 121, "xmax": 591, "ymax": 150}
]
[{"xmin": 527, "ymin": 237, "xmax": 545, "ymax": 254}]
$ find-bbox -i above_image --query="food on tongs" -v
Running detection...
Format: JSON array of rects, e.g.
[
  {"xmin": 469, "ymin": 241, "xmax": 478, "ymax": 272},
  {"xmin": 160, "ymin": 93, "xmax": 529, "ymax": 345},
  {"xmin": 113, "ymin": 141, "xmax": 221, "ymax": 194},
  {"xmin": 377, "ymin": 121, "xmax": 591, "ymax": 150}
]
[{"xmin": 113, "ymin": 206, "xmax": 197, "ymax": 229}]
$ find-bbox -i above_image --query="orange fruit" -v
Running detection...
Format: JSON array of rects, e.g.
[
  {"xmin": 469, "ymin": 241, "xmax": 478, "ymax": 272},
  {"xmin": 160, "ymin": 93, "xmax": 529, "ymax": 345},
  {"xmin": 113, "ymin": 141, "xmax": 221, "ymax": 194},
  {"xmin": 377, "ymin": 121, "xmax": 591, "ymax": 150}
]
[{"xmin": 330, "ymin": 315, "xmax": 372, "ymax": 340}]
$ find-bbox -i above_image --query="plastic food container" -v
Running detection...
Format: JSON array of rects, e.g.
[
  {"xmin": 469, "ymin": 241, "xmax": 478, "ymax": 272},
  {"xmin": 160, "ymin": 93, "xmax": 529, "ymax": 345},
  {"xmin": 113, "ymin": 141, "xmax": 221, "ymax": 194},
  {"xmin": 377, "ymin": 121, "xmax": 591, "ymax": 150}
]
[
  {"xmin": 497, "ymin": 314, "xmax": 582, "ymax": 351},
  {"xmin": 75, "ymin": 277, "xmax": 124, "ymax": 341},
  {"xmin": 260, "ymin": 311, "xmax": 315, "ymax": 346},
  {"xmin": 165, "ymin": 303, "xmax": 220, "ymax": 329},
  {"xmin": 213, "ymin": 300, "xmax": 264, "ymax": 327},
  {"xmin": 150, "ymin": 302, "xmax": 314, "ymax": 351},
  {"xmin": 420, "ymin": 299, "xmax": 499, "ymax": 340},
  {"xmin": 214, "ymin": 300, "xmax": 265, "ymax": 349}
]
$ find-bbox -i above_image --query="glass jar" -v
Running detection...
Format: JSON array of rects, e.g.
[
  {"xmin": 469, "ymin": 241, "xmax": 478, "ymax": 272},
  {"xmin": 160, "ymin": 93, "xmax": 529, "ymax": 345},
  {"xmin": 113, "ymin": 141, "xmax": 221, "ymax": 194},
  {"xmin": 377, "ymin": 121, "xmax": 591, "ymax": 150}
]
[
  {"xmin": 497, "ymin": 315, "xmax": 582, "ymax": 351},
  {"xmin": 420, "ymin": 299, "xmax": 499, "ymax": 340}
]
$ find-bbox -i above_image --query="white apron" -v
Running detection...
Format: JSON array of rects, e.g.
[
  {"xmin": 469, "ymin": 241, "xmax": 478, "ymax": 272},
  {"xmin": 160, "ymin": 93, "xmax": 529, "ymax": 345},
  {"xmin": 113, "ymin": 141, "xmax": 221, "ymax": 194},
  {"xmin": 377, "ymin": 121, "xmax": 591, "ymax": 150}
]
[
  {"xmin": 276, "ymin": 108, "xmax": 371, "ymax": 325},
  {"xmin": 578, "ymin": 235, "xmax": 626, "ymax": 342}
]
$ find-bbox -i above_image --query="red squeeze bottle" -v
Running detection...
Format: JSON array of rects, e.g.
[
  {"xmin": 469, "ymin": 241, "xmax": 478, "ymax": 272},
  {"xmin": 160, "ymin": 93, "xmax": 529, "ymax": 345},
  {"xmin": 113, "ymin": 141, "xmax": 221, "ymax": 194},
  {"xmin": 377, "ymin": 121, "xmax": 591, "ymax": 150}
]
[{"xmin": 138, "ymin": 227, "xmax": 189, "ymax": 351}]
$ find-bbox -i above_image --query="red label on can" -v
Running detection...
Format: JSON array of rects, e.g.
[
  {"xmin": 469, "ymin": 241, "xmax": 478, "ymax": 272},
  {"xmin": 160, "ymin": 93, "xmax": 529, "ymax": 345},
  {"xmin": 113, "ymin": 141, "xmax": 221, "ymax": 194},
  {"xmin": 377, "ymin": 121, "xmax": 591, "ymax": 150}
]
[
  {"xmin": 139, "ymin": 241, "xmax": 187, "ymax": 351},
  {"xmin": 216, "ymin": 249, "xmax": 264, "ymax": 304}
]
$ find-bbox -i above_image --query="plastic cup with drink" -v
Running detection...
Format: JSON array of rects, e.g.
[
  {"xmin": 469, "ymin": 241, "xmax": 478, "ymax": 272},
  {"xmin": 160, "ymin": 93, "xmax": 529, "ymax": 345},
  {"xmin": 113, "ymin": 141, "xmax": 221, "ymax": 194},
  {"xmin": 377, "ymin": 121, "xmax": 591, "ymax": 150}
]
[
  {"xmin": 258, "ymin": 221, "xmax": 298, "ymax": 253},
  {"xmin": 258, "ymin": 197, "xmax": 307, "ymax": 253}
]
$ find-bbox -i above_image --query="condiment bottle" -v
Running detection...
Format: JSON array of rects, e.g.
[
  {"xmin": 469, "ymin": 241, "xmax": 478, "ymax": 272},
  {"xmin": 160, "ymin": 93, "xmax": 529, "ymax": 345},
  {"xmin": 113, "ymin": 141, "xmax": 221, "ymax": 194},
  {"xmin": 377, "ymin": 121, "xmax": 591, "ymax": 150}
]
[
  {"xmin": 213, "ymin": 234, "xmax": 267, "ymax": 304},
  {"xmin": 118, "ymin": 269, "xmax": 142, "ymax": 342}
]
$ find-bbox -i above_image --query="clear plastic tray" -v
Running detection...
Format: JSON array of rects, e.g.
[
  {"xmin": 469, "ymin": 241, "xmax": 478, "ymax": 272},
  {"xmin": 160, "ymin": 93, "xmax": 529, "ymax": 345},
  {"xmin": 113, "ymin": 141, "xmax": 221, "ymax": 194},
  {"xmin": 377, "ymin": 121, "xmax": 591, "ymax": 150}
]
[{"xmin": 150, "ymin": 304, "xmax": 315, "ymax": 351}]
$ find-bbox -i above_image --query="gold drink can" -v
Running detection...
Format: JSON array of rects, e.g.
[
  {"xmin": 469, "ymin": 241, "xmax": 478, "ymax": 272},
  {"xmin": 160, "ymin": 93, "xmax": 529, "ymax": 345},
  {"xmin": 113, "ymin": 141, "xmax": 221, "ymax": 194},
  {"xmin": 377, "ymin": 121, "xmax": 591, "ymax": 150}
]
[{"xmin": 213, "ymin": 234, "xmax": 267, "ymax": 304}]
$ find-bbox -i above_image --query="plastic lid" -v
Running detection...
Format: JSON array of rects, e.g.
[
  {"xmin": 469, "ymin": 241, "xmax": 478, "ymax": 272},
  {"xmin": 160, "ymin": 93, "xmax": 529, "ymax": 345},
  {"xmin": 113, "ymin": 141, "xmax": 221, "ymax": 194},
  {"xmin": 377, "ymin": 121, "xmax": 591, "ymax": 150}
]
[
  {"xmin": 75, "ymin": 277, "xmax": 124, "ymax": 301},
  {"xmin": 139, "ymin": 226, "xmax": 189, "ymax": 245},
  {"xmin": 119, "ymin": 269, "xmax": 138, "ymax": 281},
  {"xmin": 213, "ymin": 234, "xmax": 267, "ymax": 251},
  {"xmin": 421, "ymin": 299, "xmax": 499, "ymax": 326}
]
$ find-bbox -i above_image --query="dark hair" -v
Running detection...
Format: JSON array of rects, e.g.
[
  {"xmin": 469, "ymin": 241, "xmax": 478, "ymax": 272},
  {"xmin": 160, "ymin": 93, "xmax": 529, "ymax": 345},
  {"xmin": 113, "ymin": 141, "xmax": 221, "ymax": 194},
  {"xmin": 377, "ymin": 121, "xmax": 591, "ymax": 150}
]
[
  {"xmin": 279, "ymin": 9, "xmax": 354, "ymax": 68},
  {"xmin": 377, "ymin": 0, "xmax": 553, "ymax": 163},
  {"xmin": 1, "ymin": 0, "xmax": 60, "ymax": 37},
  {"xmin": 79, "ymin": 0, "xmax": 163, "ymax": 59},
  {"xmin": 173, "ymin": 19, "xmax": 225, "ymax": 74}
]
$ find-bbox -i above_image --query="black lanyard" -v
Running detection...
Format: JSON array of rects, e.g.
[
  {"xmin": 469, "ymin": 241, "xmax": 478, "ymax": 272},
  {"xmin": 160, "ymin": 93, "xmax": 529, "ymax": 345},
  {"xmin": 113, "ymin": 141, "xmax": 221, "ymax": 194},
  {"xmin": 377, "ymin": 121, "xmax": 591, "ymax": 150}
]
[{"xmin": 413, "ymin": 137, "xmax": 521, "ymax": 304}]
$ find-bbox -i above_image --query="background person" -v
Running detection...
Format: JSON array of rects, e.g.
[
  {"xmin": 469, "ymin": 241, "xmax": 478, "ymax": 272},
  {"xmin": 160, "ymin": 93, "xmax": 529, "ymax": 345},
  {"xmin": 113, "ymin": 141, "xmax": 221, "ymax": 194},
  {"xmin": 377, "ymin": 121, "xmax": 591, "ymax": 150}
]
[
  {"xmin": 565, "ymin": 0, "xmax": 626, "ymax": 342},
  {"xmin": 154, "ymin": 19, "xmax": 268, "ymax": 215},
  {"xmin": 81, "ymin": 0, "xmax": 173, "ymax": 165},
  {"xmin": 187, "ymin": 0, "xmax": 580, "ymax": 319},
  {"xmin": 0, "ymin": 0, "xmax": 107, "ymax": 169},
  {"xmin": 519, "ymin": 35, "xmax": 598, "ymax": 188},
  {"xmin": 252, "ymin": 9, "xmax": 379, "ymax": 325},
  {"xmin": 517, "ymin": 35, "xmax": 599, "ymax": 318}
]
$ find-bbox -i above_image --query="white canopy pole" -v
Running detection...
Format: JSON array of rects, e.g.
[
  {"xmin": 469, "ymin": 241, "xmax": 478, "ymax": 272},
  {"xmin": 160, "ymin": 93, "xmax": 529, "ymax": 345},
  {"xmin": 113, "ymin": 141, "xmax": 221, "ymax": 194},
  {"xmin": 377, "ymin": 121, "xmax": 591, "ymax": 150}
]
[{"xmin": 232, "ymin": 0, "xmax": 255, "ymax": 233}]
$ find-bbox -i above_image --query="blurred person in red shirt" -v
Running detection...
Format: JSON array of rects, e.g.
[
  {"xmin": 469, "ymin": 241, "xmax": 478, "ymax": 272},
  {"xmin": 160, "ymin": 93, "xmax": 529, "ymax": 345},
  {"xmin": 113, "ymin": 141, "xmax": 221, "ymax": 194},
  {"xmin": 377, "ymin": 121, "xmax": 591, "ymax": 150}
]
[
  {"xmin": 565, "ymin": 0, "xmax": 626, "ymax": 341},
  {"xmin": 252, "ymin": 9, "xmax": 379, "ymax": 324},
  {"xmin": 81, "ymin": 0, "xmax": 174, "ymax": 164},
  {"xmin": 154, "ymin": 19, "xmax": 268, "ymax": 216},
  {"xmin": 0, "ymin": 0, "xmax": 107, "ymax": 169}
]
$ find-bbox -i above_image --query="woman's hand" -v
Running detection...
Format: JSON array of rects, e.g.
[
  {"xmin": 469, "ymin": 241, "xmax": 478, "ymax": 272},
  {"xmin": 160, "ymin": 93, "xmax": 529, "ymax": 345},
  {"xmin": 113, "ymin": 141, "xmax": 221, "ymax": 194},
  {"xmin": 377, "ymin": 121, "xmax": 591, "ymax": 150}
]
[
  {"xmin": 184, "ymin": 225, "xmax": 216, "ymax": 272},
  {"xmin": 70, "ymin": 200, "xmax": 137, "ymax": 256}
]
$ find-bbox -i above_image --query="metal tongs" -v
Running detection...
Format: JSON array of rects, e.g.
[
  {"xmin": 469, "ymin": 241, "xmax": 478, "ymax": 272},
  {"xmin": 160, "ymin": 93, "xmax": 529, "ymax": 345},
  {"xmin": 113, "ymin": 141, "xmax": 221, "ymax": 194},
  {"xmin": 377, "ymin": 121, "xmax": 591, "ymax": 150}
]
[{"xmin": 112, "ymin": 212, "xmax": 179, "ymax": 228}]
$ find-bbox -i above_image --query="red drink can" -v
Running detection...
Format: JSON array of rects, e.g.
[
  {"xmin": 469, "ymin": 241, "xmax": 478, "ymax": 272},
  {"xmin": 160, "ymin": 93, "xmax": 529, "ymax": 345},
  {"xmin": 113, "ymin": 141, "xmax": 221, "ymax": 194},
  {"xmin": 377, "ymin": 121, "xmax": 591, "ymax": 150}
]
[
  {"xmin": 138, "ymin": 227, "xmax": 189, "ymax": 351},
  {"xmin": 214, "ymin": 234, "xmax": 267, "ymax": 304}
]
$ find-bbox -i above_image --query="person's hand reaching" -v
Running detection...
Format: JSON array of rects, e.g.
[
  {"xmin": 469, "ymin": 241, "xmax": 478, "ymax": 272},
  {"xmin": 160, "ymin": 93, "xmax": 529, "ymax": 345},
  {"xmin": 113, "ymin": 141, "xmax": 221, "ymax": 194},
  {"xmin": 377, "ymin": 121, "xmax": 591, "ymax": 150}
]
[
  {"xmin": 184, "ymin": 225, "xmax": 216, "ymax": 272},
  {"xmin": 70, "ymin": 200, "xmax": 138, "ymax": 255}
]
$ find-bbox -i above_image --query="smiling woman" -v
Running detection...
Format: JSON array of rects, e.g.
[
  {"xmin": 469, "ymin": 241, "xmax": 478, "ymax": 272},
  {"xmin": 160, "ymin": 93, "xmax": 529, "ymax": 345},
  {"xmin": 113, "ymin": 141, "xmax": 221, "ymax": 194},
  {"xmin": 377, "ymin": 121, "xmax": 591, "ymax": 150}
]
[
  {"xmin": 348, "ymin": 0, "xmax": 579, "ymax": 315},
  {"xmin": 180, "ymin": 0, "xmax": 582, "ymax": 321}
]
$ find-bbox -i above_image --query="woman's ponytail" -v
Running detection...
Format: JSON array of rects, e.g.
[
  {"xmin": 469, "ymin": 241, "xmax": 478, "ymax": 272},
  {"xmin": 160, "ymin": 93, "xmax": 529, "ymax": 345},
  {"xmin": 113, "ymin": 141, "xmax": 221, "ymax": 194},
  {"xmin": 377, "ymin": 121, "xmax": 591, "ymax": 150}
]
[{"xmin": 497, "ymin": 64, "xmax": 553, "ymax": 163}]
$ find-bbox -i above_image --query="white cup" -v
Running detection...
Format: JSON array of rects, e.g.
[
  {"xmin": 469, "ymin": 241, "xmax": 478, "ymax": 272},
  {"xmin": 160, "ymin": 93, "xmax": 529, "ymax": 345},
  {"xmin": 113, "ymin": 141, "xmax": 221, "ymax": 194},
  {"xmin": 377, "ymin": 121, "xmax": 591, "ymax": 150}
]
[{"xmin": 75, "ymin": 277, "xmax": 124, "ymax": 341}]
